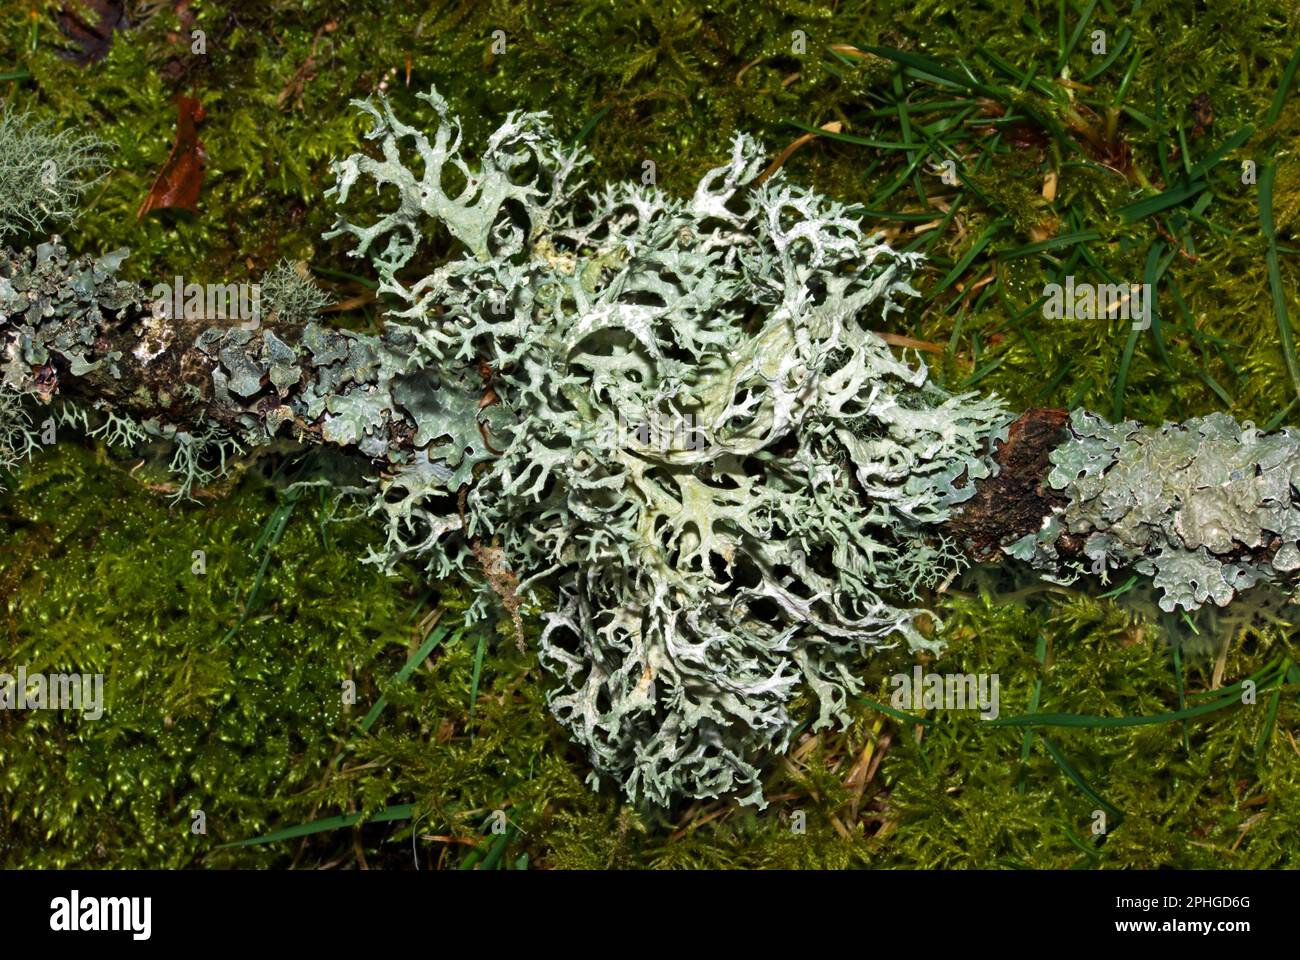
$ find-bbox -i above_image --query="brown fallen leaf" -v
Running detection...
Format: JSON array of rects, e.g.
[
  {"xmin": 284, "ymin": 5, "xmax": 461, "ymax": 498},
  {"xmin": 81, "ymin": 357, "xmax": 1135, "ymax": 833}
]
[{"xmin": 137, "ymin": 95, "xmax": 207, "ymax": 220}]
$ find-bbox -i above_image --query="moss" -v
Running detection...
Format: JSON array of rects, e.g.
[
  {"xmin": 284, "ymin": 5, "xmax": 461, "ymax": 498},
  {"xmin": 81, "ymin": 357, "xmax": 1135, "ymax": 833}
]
[
  {"xmin": 866, "ymin": 591, "xmax": 1300, "ymax": 868},
  {"xmin": 0, "ymin": 444, "xmax": 408, "ymax": 865}
]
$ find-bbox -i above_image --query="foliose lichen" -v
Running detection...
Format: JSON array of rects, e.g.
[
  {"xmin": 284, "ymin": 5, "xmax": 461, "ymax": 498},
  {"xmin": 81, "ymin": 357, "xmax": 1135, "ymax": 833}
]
[{"xmin": 1009, "ymin": 408, "xmax": 1300, "ymax": 613}]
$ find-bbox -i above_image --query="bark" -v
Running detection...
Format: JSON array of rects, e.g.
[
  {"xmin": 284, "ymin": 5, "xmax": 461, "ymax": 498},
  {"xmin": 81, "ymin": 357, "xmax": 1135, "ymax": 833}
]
[
  {"xmin": 946, "ymin": 407, "xmax": 1072, "ymax": 561},
  {"xmin": 7, "ymin": 241, "xmax": 1300, "ymax": 617}
]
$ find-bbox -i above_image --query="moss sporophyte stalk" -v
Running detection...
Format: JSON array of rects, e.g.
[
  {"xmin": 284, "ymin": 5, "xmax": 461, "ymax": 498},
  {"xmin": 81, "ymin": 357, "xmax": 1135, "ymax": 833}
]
[{"xmin": 0, "ymin": 89, "xmax": 1298, "ymax": 814}]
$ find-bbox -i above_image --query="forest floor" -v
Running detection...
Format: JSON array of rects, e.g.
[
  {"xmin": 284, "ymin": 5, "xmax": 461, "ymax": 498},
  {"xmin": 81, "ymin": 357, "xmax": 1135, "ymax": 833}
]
[{"xmin": 2, "ymin": 0, "xmax": 1298, "ymax": 868}]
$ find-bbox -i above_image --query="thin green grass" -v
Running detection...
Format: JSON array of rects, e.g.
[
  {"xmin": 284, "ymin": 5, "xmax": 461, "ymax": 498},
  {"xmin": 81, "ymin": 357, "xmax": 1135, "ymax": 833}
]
[
  {"xmin": 216, "ymin": 804, "xmax": 417, "ymax": 850},
  {"xmin": 358, "ymin": 622, "xmax": 457, "ymax": 734}
]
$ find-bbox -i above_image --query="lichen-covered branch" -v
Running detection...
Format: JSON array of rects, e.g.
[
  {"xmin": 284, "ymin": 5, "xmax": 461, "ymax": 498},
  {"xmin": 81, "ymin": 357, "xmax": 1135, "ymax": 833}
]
[
  {"xmin": 0, "ymin": 240, "xmax": 431, "ymax": 498},
  {"xmin": 978, "ymin": 409, "xmax": 1300, "ymax": 611},
  {"xmin": 5, "ymin": 92, "xmax": 1300, "ymax": 809}
]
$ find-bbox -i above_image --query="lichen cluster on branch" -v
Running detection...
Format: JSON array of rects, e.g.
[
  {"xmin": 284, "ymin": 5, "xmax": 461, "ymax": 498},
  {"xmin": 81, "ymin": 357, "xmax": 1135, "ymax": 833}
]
[
  {"xmin": 8, "ymin": 95, "xmax": 1300, "ymax": 808},
  {"xmin": 1009, "ymin": 410, "xmax": 1300, "ymax": 612},
  {"xmin": 321, "ymin": 89, "xmax": 1011, "ymax": 804}
]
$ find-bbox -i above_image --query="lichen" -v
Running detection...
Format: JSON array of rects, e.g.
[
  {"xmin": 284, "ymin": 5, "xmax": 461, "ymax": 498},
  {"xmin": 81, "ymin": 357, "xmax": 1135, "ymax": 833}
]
[
  {"xmin": 0, "ymin": 108, "xmax": 106, "ymax": 242},
  {"xmin": 0, "ymin": 382, "xmax": 41, "ymax": 491},
  {"xmin": 0, "ymin": 87, "xmax": 1018, "ymax": 807},
  {"xmin": 0, "ymin": 242, "xmax": 136, "ymax": 385},
  {"xmin": 1011, "ymin": 409, "xmax": 1300, "ymax": 612},
  {"xmin": 10, "ymin": 82, "xmax": 1300, "ymax": 813},
  {"xmin": 324, "ymin": 88, "xmax": 1012, "ymax": 806},
  {"xmin": 258, "ymin": 259, "xmax": 332, "ymax": 327}
]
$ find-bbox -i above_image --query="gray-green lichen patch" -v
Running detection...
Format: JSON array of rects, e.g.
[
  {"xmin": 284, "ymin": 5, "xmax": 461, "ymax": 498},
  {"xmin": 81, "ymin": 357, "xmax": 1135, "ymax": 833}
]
[
  {"xmin": 325, "ymin": 88, "xmax": 1013, "ymax": 806},
  {"xmin": 1017, "ymin": 409, "xmax": 1300, "ymax": 612},
  {"xmin": 0, "ymin": 241, "xmax": 137, "ymax": 392}
]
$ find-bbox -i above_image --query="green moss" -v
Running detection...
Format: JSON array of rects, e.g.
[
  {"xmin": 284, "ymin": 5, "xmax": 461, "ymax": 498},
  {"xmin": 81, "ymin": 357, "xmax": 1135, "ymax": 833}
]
[{"xmin": 866, "ymin": 592, "xmax": 1299, "ymax": 868}]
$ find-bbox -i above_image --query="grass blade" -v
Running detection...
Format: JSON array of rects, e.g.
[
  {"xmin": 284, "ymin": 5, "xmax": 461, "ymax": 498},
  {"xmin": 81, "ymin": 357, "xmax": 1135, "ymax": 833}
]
[
  {"xmin": 1172, "ymin": 639, "xmax": 1190, "ymax": 753},
  {"xmin": 1001, "ymin": 231, "xmax": 1101, "ymax": 259},
  {"xmin": 358, "ymin": 622, "xmax": 456, "ymax": 734},
  {"xmin": 467, "ymin": 627, "xmax": 489, "ymax": 735},
  {"xmin": 1039, "ymin": 736, "xmax": 1125, "ymax": 821},
  {"xmin": 1018, "ymin": 634, "xmax": 1048, "ymax": 794},
  {"xmin": 1264, "ymin": 44, "xmax": 1300, "ymax": 127},
  {"xmin": 572, "ymin": 104, "xmax": 612, "ymax": 145},
  {"xmin": 1255, "ymin": 686, "xmax": 1281, "ymax": 756},
  {"xmin": 219, "ymin": 488, "xmax": 302, "ymax": 645},
  {"xmin": 1111, "ymin": 312, "xmax": 1143, "ymax": 421},
  {"xmin": 859, "ymin": 45, "xmax": 983, "ymax": 92},
  {"xmin": 930, "ymin": 220, "xmax": 1005, "ymax": 297},
  {"xmin": 988, "ymin": 687, "xmax": 1253, "ymax": 728},
  {"xmin": 1186, "ymin": 125, "xmax": 1254, "ymax": 181},
  {"xmin": 1117, "ymin": 180, "xmax": 1206, "ymax": 222},
  {"xmin": 1056, "ymin": 0, "xmax": 1100, "ymax": 72},
  {"xmin": 1260, "ymin": 162, "xmax": 1300, "ymax": 402},
  {"xmin": 311, "ymin": 265, "xmax": 380, "ymax": 291},
  {"xmin": 856, "ymin": 694, "xmax": 933, "ymax": 727},
  {"xmin": 218, "ymin": 803, "xmax": 416, "ymax": 849}
]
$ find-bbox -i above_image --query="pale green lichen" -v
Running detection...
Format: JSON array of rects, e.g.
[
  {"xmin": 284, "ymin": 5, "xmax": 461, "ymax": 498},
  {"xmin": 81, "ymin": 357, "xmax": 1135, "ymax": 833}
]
[
  {"xmin": 0, "ymin": 240, "xmax": 248, "ymax": 503},
  {"xmin": 0, "ymin": 381, "xmax": 41, "ymax": 490},
  {"xmin": 1013, "ymin": 409, "xmax": 1300, "ymax": 613},
  {"xmin": 57, "ymin": 400, "xmax": 149, "ymax": 451},
  {"xmin": 325, "ymin": 88, "xmax": 1012, "ymax": 806},
  {"xmin": 258, "ymin": 259, "xmax": 333, "ymax": 327},
  {"xmin": 0, "ymin": 109, "xmax": 106, "ymax": 242}
]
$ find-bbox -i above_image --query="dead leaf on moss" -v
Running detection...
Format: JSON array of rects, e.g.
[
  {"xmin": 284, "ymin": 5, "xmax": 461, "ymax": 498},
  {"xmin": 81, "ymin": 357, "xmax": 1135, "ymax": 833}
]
[{"xmin": 137, "ymin": 95, "xmax": 207, "ymax": 219}]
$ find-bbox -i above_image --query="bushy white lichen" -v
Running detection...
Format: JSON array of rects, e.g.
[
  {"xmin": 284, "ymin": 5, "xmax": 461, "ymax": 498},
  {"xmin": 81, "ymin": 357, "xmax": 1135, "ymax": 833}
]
[
  {"xmin": 57, "ymin": 400, "xmax": 148, "ymax": 451},
  {"xmin": 324, "ymin": 88, "xmax": 1011, "ymax": 806}
]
